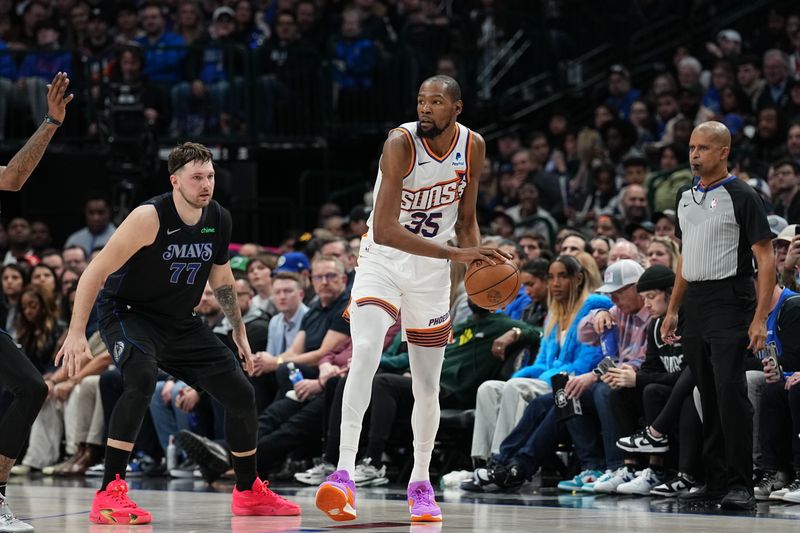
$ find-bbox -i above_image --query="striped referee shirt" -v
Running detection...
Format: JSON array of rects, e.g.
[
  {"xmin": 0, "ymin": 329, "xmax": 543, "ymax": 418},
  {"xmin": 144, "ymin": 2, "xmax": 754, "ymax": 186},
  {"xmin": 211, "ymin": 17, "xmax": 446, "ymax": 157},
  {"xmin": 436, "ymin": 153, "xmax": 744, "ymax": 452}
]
[{"xmin": 675, "ymin": 176, "xmax": 773, "ymax": 282}]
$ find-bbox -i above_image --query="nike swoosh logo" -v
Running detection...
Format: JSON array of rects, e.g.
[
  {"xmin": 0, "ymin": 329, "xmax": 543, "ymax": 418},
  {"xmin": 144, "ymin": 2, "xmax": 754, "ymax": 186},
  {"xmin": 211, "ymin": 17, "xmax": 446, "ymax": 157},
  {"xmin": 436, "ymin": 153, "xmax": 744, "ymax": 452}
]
[
  {"xmin": 167, "ymin": 228, "xmax": 181, "ymax": 235},
  {"xmin": 682, "ymin": 203, "xmax": 689, "ymax": 208},
  {"xmin": 418, "ymin": 161, "xmax": 430, "ymax": 166}
]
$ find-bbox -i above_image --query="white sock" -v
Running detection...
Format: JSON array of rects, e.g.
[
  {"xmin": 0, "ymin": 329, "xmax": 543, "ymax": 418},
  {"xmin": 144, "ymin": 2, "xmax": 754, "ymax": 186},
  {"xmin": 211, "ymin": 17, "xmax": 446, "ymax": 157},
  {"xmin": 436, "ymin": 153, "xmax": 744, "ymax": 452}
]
[
  {"xmin": 407, "ymin": 344, "xmax": 445, "ymax": 483},
  {"xmin": 338, "ymin": 305, "xmax": 396, "ymax": 476}
]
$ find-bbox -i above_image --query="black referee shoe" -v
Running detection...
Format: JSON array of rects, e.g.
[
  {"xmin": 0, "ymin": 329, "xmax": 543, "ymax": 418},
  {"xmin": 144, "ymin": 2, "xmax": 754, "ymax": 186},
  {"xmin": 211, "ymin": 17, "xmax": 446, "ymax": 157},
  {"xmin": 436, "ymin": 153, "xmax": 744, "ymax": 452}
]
[
  {"xmin": 677, "ymin": 486, "xmax": 725, "ymax": 505},
  {"xmin": 721, "ymin": 487, "xmax": 756, "ymax": 511},
  {"xmin": 176, "ymin": 430, "xmax": 231, "ymax": 484}
]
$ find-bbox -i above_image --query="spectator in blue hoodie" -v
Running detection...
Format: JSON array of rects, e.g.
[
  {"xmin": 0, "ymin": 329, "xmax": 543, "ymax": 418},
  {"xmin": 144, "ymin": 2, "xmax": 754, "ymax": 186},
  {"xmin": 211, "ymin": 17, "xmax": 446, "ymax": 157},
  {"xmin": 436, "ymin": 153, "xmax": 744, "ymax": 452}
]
[
  {"xmin": 18, "ymin": 21, "xmax": 72, "ymax": 131},
  {"xmin": 330, "ymin": 8, "xmax": 377, "ymax": 118},
  {"xmin": 135, "ymin": 2, "xmax": 186, "ymax": 88},
  {"xmin": 470, "ymin": 254, "xmax": 611, "ymax": 464}
]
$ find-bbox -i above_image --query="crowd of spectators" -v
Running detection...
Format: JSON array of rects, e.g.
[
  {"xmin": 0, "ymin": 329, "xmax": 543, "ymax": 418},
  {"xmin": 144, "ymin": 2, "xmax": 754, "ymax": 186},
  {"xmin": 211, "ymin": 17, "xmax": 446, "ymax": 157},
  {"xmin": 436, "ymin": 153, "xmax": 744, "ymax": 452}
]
[{"xmin": 5, "ymin": 0, "xmax": 800, "ymax": 508}]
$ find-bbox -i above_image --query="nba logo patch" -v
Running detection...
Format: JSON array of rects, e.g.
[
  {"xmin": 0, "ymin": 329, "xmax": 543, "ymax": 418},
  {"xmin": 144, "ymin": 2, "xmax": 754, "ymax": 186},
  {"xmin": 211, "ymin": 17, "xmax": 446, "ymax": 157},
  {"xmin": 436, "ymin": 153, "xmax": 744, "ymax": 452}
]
[
  {"xmin": 710, "ymin": 198, "xmax": 718, "ymax": 209},
  {"xmin": 113, "ymin": 341, "xmax": 125, "ymax": 363}
]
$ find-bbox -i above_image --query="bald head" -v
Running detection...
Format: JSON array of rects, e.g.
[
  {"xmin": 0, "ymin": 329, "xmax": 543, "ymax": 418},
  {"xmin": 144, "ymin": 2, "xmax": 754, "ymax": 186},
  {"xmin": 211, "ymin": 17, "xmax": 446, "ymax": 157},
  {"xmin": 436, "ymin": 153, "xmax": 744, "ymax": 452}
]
[
  {"xmin": 421, "ymin": 75, "xmax": 461, "ymax": 103},
  {"xmin": 693, "ymin": 121, "xmax": 731, "ymax": 148},
  {"xmin": 689, "ymin": 121, "xmax": 731, "ymax": 180}
]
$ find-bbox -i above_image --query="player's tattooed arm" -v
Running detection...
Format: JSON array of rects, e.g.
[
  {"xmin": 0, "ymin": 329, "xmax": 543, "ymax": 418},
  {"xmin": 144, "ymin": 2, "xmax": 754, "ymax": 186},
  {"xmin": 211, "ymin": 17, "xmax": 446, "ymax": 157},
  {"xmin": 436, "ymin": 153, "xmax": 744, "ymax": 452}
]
[
  {"xmin": 215, "ymin": 284, "xmax": 244, "ymax": 330},
  {"xmin": 0, "ymin": 121, "xmax": 58, "ymax": 191}
]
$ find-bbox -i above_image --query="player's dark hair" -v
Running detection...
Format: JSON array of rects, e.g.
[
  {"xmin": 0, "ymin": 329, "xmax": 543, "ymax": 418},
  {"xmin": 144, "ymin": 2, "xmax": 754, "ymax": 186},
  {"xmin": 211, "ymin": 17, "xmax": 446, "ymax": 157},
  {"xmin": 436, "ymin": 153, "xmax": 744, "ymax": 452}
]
[
  {"xmin": 421, "ymin": 75, "xmax": 461, "ymax": 102},
  {"xmin": 168, "ymin": 142, "xmax": 213, "ymax": 174}
]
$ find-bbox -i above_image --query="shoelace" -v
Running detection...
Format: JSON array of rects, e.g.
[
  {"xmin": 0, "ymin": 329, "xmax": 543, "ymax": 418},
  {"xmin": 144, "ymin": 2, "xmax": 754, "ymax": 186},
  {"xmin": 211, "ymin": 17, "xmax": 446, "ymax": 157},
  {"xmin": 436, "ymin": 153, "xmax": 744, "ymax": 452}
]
[
  {"xmin": 107, "ymin": 479, "xmax": 137, "ymax": 509},
  {"xmin": 412, "ymin": 487, "xmax": 435, "ymax": 507},
  {"xmin": 757, "ymin": 473, "xmax": 778, "ymax": 490},
  {"xmin": 256, "ymin": 480, "xmax": 291, "ymax": 504}
]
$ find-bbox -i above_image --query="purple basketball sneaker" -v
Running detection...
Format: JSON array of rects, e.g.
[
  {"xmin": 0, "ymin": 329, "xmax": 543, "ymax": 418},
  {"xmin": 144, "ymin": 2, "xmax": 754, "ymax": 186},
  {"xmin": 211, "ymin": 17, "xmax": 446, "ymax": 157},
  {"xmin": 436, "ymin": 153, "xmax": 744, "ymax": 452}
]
[
  {"xmin": 316, "ymin": 470, "xmax": 357, "ymax": 521},
  {"xmin": 407, "ymin": 480, "xmax": 443, "ymax": 522}
]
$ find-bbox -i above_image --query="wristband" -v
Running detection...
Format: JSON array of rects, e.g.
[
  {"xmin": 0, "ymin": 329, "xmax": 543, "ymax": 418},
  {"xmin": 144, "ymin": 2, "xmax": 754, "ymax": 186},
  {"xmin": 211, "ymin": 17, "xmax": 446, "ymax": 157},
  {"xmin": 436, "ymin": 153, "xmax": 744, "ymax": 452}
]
[{"xmin": 44, "ymin": 114, "xmax": 62, "ymax": 127}]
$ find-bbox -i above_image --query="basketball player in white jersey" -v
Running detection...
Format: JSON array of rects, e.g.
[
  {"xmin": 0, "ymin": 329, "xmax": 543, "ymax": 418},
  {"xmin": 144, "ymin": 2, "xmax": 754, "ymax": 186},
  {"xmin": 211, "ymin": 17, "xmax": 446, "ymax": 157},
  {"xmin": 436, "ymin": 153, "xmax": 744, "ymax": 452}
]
[{"xmin": 315, "ymin": 75, "xmax": 507, "ymax": 523}]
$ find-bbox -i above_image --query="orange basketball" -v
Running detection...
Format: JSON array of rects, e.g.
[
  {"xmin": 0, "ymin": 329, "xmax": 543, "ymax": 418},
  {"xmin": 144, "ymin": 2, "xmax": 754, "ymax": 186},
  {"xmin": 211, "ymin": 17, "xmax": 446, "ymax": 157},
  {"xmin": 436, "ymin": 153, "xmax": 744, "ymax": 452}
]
[{"xmin": 464, "ymin": 260, "xmax": 522, "ymax": 311}]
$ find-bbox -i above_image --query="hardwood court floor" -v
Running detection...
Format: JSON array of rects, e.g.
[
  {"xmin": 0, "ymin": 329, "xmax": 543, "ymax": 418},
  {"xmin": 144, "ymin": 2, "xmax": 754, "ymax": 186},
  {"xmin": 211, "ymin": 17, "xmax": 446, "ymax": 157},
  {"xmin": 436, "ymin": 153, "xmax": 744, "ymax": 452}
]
[{"xmin": 7, "ymin": 477, "xmax": 800, "ymax": 532}]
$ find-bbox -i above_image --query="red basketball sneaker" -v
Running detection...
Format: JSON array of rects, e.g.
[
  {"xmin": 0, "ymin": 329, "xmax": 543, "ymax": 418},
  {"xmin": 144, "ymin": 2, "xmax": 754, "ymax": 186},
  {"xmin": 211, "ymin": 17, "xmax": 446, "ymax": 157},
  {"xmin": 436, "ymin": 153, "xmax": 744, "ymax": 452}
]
[
  {"xmin": 89, "ymin": 475, "xmax": 152, "ymax": 525},
  {"xmin": 231, "ymin": 478, "xmax": 301, "ymax": 516}
]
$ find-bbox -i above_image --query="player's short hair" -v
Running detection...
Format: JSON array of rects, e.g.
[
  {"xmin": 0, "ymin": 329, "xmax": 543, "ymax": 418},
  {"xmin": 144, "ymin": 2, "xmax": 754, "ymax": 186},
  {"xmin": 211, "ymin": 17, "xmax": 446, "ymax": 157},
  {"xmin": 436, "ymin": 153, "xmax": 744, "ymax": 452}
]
[
  {"xmin": 421, "ymin": 75, "xmax": 461, "ymax": 102},
  {"xmin": 168, "ymin": 142, "xmax": 213, "ymax": 174}
]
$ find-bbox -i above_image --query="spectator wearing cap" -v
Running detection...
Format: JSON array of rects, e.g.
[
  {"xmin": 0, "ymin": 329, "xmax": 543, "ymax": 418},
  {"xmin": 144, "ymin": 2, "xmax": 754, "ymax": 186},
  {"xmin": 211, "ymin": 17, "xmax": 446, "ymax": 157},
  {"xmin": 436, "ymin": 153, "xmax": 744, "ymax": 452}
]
[
  {"xmin": 563, "ymin": 259, "xmax": 650, "ymax": 492},
  {"xmin": 769, "ymin": 214, "xmax": 789, "ymax": 237},
  {"xmin": 611, "ymin": 265, "xmax": 702, "ymax": 496},
  {"xmin": 275, "ymin": 251, "xmax": 313, "ymax": 304},
  {"xmin": 17, "ymin": 20, "xmax": 72, "ymax": 130},
  {"xmin": 770, "ymin": 160, "xmax": 800, "ymax": 224},
  {"xmin": 626, "ymin": 221, "xmax": 654, "ymax": 254},
  {"xmin": 712, "ymin": 29, "xmax": 743, "ymax": 60},
  {"xmin": 605, "ymin": 64, "xmax": 641, "ymax": 120},
  {"xmin": 757, "ymin": 50, "xmax": 793, "ymax": 111},
  {"xmin": 79, "ymin": 8, "xmax": 113, "ymax": 106},
  {"xmin": 653, "ymin": 210, "xmax": 677, "ymax": 240},
  {"xmin": 775, "ymin": 224, "xmax": 800, "ymax": 292},
  {"xmin": 135, "ymin": 1, "xmax": 187, "ymax": 87}
]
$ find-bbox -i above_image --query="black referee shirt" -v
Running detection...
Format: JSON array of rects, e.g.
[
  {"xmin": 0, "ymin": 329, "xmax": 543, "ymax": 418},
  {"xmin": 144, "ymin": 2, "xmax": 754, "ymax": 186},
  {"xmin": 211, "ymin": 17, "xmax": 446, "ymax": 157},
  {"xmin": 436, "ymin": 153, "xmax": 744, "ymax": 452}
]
[{"xmin": 675, "ymin": 176, "xmax": 773, "ymax": 282}]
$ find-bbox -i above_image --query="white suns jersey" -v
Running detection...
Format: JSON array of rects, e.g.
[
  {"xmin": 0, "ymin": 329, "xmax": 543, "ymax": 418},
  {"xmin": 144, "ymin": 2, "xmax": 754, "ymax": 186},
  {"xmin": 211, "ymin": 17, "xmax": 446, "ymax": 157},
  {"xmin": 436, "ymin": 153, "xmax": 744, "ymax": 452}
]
[{"xmin": 365, "ymin": 121, "xmax": 473, "ymax": 246}]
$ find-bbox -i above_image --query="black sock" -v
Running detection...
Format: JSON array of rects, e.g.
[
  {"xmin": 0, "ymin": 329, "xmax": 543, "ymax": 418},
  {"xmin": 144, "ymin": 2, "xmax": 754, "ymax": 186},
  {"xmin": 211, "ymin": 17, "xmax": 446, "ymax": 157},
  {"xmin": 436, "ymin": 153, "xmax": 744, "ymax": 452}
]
[
  {"xmin": 0, "ymin": 481, "xmax": 6, "ymax": 497},
  {"xmin": 624, "ymin": 464, "xmax": 637, "ymax": 473},
  {"xmin": 649, "ymin": 464, "xmax": 665, "ymax": 476},
  {"xmin": 232, "ymin": 453, "xmax": 257, "ymax": 492},
  {"xmin": 102, "ymin": 446, "xmax": 132, "ymax": 491}
]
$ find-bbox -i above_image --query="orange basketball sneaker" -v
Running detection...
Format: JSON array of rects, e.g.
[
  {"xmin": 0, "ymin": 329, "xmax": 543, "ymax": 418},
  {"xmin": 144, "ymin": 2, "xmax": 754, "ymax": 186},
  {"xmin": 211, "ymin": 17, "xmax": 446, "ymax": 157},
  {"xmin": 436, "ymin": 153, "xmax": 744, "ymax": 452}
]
[
  {"xmin": 231, "ymin": 478, "xmax": 301, "ymax": 516},
  {"xmin": 89, "ymin": 475, "xmax": 152, "ymax": 525}
]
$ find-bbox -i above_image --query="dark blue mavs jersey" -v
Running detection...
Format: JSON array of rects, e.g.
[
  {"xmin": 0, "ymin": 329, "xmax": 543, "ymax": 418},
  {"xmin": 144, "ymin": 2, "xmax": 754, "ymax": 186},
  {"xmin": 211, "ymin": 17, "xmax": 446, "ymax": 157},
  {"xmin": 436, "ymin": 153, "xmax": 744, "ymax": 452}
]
[{"xmin": 99, "ymin": 192, "xmax": 231, "ymax": 318}]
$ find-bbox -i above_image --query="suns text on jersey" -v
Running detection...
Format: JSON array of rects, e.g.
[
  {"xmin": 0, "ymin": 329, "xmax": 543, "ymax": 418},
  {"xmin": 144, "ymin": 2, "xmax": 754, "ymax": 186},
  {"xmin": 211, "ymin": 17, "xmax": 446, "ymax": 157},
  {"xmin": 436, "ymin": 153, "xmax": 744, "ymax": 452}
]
[{"xmin": 400, "ymin": 172, "xmax": 467, "ymax": 212}]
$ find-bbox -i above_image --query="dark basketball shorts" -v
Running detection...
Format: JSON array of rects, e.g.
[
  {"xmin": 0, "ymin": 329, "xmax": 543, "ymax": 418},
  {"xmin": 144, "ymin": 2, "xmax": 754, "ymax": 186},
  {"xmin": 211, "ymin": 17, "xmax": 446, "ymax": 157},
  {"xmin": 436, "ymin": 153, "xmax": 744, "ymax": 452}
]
[{"xmin": 98, "ymin": 304, "xmax": 239, "ymax": 386}]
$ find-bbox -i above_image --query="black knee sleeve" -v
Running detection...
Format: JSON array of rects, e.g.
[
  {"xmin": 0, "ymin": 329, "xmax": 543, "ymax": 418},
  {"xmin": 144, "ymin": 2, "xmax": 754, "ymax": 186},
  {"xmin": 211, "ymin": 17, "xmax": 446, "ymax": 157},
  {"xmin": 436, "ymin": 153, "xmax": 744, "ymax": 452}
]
[
  {"xmin": 107, "ymin": 349, "xmax": 159, "ymax": 443},
  {"xmin": 197, "ymin": 369, "xmax": 257, "ymax": 452}
]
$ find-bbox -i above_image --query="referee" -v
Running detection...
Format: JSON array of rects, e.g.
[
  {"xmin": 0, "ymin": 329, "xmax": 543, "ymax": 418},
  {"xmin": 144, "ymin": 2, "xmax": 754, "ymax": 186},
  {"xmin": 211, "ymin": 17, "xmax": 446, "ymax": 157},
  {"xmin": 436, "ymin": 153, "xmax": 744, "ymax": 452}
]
[{"xmin": 662, "ymin": 121, "xmax": 774, "ymax": 510}]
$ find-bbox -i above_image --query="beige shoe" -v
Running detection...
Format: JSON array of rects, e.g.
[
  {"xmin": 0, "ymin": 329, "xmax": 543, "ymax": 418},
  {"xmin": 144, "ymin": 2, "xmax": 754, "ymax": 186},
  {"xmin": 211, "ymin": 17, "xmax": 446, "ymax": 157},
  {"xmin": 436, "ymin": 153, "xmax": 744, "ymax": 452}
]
[{"xmin": 9, "ymin": 464, "xmax": 31, "ymax": 475}]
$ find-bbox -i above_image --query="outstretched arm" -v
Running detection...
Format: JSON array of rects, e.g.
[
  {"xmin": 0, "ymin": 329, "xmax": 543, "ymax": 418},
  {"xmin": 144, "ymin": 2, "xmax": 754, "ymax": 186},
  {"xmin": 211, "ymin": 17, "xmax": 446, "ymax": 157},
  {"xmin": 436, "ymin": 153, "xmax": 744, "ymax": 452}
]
[{"xmin": 0, "ymin": 72, "xmax": 73, "ymax": 191}]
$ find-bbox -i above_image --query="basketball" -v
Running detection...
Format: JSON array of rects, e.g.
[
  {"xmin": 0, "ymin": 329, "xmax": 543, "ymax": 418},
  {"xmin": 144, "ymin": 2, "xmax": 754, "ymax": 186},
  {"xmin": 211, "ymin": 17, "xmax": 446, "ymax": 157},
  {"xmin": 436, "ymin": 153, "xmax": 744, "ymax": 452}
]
[{"xmin": 465, "ymin": 260, "xmax": 521, "ymax": 311}]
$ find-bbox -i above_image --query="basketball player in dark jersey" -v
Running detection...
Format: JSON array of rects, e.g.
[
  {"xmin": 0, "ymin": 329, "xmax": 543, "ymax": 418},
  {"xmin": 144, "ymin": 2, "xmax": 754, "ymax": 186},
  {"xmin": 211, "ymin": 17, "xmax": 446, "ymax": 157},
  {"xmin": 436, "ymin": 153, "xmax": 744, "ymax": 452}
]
[
  {"xmin": 0, "ymin": 72, "xmax": 72, "ymax": 533},
  {"xmin": 56, "ymin": 143, "xmax": 300, "ymax": 525}
]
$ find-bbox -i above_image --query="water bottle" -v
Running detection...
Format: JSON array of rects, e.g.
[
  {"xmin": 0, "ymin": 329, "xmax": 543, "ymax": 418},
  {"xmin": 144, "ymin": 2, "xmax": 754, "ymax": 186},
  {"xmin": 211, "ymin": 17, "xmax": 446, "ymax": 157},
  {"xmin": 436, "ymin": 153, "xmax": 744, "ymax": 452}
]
[
  {"xmin": 166, "ymin": 435, "xmax": 178, "ymax": 471},
  {"xmin": 287, "ymin": 362, "xmax": 304, "ymax": 386},
  {"xmin": 600, "ymin": 327, "xmax": 619, "ymax": 358}
]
